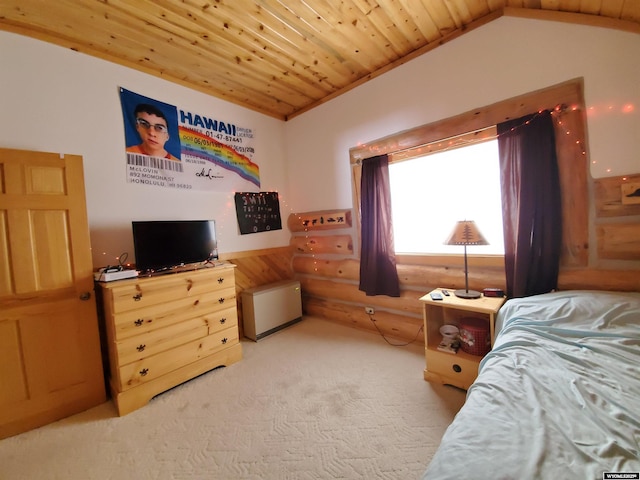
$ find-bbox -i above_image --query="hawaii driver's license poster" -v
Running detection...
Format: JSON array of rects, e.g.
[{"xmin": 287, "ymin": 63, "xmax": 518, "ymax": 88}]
[{"xmin": 119, "ymin": 87, "xmax": 259, "ymax": 192}]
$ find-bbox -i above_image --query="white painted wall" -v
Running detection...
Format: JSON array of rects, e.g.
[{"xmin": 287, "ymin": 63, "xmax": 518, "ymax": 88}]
[
  {"xmin": 285, "ymin": 16, "xmax": 640, "ymax": 213},
  {"xmin": 1, "ymin": 16, "xmax": 638, "ymax": 268},
  {"xmin": 0, "ymin": 31, "xmax": 289, "ymax": 268}
]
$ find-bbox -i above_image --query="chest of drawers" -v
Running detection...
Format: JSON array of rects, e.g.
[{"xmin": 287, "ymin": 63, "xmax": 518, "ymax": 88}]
[{"xmin": 97, "ymin": 265, "xmax": 242, "ymax": 415}]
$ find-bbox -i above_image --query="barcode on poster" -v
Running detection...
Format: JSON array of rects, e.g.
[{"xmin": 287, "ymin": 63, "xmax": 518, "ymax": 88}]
[{"xmin": 127, "ymin": 153, "xmax": 184, "ymax": 172}]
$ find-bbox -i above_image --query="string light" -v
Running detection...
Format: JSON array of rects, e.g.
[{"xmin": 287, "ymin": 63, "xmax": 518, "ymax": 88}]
[
  {"xmin": 276, "ymin": 193, "xmax": 322, "ymax": 274},
  {"xmin": 100, "ymin": 251, "xmax": 132, "ymax": 268},
  {"xmin": 220, "ymin": 189, "xmax": 320, "ymax": 274},
  {"xmin": 356, "ymin": 104, "xmax": 589, "ymax": 162},
  {"xmin": 550, "ymin": 105, "xmax": 587, "ymax": 158}
]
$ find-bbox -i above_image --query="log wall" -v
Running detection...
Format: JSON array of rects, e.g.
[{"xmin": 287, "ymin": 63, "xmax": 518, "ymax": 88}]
[
  {"xmin": 289, "ymin": 201, "xmax": 640, "ymax": 344},
  {"xmin": 594, "ymin": 173, "xmax": 640, "ymax": 261},
  {"xmin": 220, "ymin": 171, "xmax": 639, "ymax": 346},
  {"xmin": 223, "ymin": 82, "xmax": 639, "ymax": 345},
  {"xmin": 288, "ymin": 210, "xmax": 507, "ymax": 345},
  {"xmin": 300, "ymin": 79, "xmax": 638, "ymax": 344}
]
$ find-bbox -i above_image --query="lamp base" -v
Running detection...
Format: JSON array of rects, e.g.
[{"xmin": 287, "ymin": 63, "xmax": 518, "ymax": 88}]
[{"xmin": 454, "ymin": 289, "xmax": 482, "ymax": 299}]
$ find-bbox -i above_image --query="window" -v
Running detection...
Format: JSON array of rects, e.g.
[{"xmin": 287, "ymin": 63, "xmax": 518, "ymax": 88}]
[
  {"xmin": 350, "ymin": 79, "xmax": 587, "ymax": 267},
  {"xmin": 388, "ymin": 139, "xmax": 505, "ymax": 255}
]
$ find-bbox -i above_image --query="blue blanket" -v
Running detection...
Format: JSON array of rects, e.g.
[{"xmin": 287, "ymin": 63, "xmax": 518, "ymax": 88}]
[{"xmin": 423, "ymin": 290, "xmax": 640, "ymax": 479}]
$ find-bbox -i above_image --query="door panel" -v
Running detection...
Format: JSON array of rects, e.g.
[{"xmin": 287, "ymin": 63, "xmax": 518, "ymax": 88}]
[
  {"xmin": 0, "ymin": 148, "xmax": 105, "ymax": 439},
  {"xmin": 0, "ymin": 320, "xmax": 29, "ymax": 405},
  {"xmin": 18, "ymin": 299, "xmax": 95, "ymax": 394},
  {"xmin": 0, "ymin": 211, "xmax": 11, "ymax": 297},
  {"xmin": 30, "ymin": 209, "xmax": 74, "ymax": 290}
]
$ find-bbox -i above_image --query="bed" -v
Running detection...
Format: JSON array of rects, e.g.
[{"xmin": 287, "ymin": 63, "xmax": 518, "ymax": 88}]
[{"xmin": 422, "ymin": 290, "xmax": 640, "ymax": 479}]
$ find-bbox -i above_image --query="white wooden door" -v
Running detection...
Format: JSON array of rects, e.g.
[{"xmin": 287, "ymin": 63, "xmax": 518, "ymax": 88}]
[{"xmin": 0, "ymin": 148, "xmax": 106, "ymax": 439}]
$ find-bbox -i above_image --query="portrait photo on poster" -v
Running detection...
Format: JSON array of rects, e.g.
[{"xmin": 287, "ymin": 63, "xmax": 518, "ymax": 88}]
[
  {"xmin": 119, "ymin": 87, "xmax": 262, "ymax": 192},
  {"xmin": 234, "ymin": 192, "xmax": 282, "ymax": 234},
  {"xmin": 119, "ymin": 88, "xmax": 182, "ymax": 163}
]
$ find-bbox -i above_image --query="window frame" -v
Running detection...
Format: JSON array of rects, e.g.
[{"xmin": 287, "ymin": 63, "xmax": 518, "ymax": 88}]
[
  {"xmin": 388, "ymin": 135, "xmax": 504, "ymax": 256},
  {"xmin": 350, "ymin": 78, "xmax": 589, "ymax": 269}
]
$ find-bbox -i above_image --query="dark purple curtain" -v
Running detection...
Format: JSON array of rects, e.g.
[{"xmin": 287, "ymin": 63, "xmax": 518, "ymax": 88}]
[
  {"xmin": 497, "ymin": 110, "xmax": 562, "ymax": 298},
  {"xmin": 358, "ymin": 154, "xmax": 401, "ymax": 297}
]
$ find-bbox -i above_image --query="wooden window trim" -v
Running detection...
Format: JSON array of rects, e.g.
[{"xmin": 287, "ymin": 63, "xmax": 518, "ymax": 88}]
[{"xmin": 350, "ymin": 77, "xmax": 589, "ymax": 267}]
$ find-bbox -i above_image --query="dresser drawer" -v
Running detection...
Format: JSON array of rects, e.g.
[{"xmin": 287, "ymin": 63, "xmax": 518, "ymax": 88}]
[
  {"xmin": 207, "ymin": 306, "xmax": 238, "ymax": 335},
  {"xmin": 111, "ymin": 286, "xmax": 236, "ymax": 340},
  {"xmin": 114, "ymin": 305, "xmax": 238, "ymax": 365},
  {"xmin": 108, "ymin": 268, "xmax": 235, "ymax": 314},
  {"xmin": 114, "ymin": 317, "xmax": 209, "ymax": 366},
  {"xmin": 117, "ymin": 326, "xmax": 239, "ymax": 390}
]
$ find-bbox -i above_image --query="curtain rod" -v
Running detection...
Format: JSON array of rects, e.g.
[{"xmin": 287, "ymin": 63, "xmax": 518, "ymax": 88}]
[
  {"xmin": 352, "ymin": 125, "xmax": 497, "ymax": 166},
  {"xmin": 391, "ymin": 125, "xmax": 497, "ymax": 156},
  {"xmin": 352, "ymin": 104, "xmax": 574, "ymax": 166}
]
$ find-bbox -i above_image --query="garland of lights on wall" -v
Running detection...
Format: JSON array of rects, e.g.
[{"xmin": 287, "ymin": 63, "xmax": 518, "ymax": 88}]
[{"xmin": 103, "ymin": 100, "xmax": 639, "ymax": 269}]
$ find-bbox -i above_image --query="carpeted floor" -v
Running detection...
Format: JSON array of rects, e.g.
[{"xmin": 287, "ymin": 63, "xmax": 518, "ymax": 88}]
[{"xmin": 0, "ymin": 316, "xmax": 466, "ymax": 480}]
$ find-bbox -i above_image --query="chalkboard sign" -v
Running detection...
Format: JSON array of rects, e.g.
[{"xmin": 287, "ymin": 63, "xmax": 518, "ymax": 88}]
[{"xmin": 234, "ymin": 192, "xmax": 282, "ymax": 234}]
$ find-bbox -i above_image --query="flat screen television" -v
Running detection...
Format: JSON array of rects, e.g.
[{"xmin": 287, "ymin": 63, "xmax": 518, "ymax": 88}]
[{"xmin": 132, "ymin": 220, "xmax": 218, "ymax": 273}]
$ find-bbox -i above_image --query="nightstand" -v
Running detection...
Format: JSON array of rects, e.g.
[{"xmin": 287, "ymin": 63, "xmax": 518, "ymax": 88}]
[{"xmin": 419, "ymin": 288, "xmax": 506, "ymax": 390}]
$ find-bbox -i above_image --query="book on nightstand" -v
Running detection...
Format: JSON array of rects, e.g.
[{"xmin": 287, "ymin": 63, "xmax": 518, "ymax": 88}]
[{"xmin": 437, "ymin": 342, "xmax": 460, "ymax": 354}]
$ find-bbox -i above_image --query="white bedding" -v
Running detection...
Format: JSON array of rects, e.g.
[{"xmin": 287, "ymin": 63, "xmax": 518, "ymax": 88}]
[{"xmin": 422, "ymin": 290, "xmax": 640, "ymax": 480}]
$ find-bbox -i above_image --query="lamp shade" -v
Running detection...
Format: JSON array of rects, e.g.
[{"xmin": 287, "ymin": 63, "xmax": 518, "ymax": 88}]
[
  {"xmin": 445, "ymin": 220, "xmax": 489, "ymax": 246},
  {"xmin": 444, "ymin": 220, "xmax": 488, "ymax": 299}
]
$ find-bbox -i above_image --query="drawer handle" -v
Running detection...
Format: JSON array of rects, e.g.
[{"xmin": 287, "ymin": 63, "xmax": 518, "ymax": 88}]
[
  {"xmin": 218, "ymin": 297, "xmax": 225, "ymax": 304},
  {"xmin": 221, "ymin": 337, "xmax": 228, "ymax": 344},
  {"xmin": 219, "ymin": 317, "xmax": 226, "ymax": 324},
  {"xmin": 133, "ymin": 293, "xmax": 142, "ymax": 301},
  {"xmin": 136, "ymin": 344, "xmax": 146, "ymax": 352},
  {"xmin": 134, "ymin": 319, "xmax": 144, "ymax": 327},
  {"xmin": 139, "ymin": 368, "xmax": 149, "ymax": 377},
  {"xmin": 186, "ymin": 279, "xmax": 193, "ymax": 291},
  {"xmin": 452, "ymin": 364, "xmax": 462, "ymax": 373},
  {"xmin": 217, "ymin": 277, "xmax": 224, "ymax": 284}
]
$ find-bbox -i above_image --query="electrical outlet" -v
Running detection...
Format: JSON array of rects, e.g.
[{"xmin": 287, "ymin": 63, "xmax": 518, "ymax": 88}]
[{"xmin": 365, "ymin": 306, "xmax": 375, "ymax": 315}]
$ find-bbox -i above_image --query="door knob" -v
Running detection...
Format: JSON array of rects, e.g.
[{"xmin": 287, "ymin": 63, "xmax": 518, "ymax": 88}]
[{"xmin": 79, "ymin": 291, "xmax": 91, "ymax": 301}]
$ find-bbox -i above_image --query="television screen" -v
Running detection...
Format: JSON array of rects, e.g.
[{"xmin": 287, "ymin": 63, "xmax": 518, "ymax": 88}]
[{"xmin": 132, "ymin": 220, "xmax": 218, "ymax": 273}]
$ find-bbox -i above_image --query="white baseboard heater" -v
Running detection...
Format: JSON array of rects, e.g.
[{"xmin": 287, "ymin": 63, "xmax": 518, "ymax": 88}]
[{"xmin": 241, "ymin": 280, "xmax": 302, "ymax": 341}]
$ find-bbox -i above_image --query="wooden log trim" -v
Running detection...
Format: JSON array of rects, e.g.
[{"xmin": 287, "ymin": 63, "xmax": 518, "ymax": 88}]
[
  {"xmin": 396, "ymin": 263, "xmax": 506, "ymax": 292},
  {"xmin": 299, "ymin": 276, "xmax": 424, "ymax": 316},
  {"xmin": 303, "ymin": 296, "xmax": 424, "ymax": 345},
  {"xmin": 293, "ymin": 257, "xmax": 360, "ymax": 280},
  {"xmin": 395, "ymin": 253, "xmax": 504, "ymax": 268},
  {"xmin": 555, "ymin": 108, "xmax": 589, "ymax": 267},
  {"xmin": 290, "ymin": 235, "xmax": 353, "ymax": 255},
  {"xmin": 558, "ymin": 268, "xmax": 640, "ymax": 292},
  {"xmin": 596, "ymin": 224, "xmax": 640, "ymax": 261},
  {"xmin": 502, "ymin": 6, "xmax": 640, "ymax": 35},
  {"xmin": 295, "ymin": 257, "xmax": 640, "ymax": 294},
  {"xmin": 288, "ymin": 209, "xmax": 353, "ymax": 232},
  {"xmin": 219, "ymin": 245, "xmax": 294, "ymax": 260},
  {"xmin": 349, "ymin": 78, "xmax": 584, "ymax": 162},
  {"xmin": 349, "ymin": 78, "xmax": 589, "ymax": 270},
  {"xmin": 594, "ymin": 173, "xmax": 640, "ymax": 218},
  {"xmin": 292, "ymin": 256, "xmax": 506, "ymax": 291},
  {"xmin": 292, "ymin": 248, "xmax": 506, "ymax": 269}
]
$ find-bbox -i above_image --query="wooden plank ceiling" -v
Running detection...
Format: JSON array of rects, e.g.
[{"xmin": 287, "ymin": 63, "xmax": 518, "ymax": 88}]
[{"xmin": 1, "ymin": 1, "xmax": 639, "ymax": 120}]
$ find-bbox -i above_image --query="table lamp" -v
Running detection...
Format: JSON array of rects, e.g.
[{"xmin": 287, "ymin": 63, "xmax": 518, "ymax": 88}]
[{"xmin": 445, "ymin": 220, "xmax": 488, "ymax": 299}]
